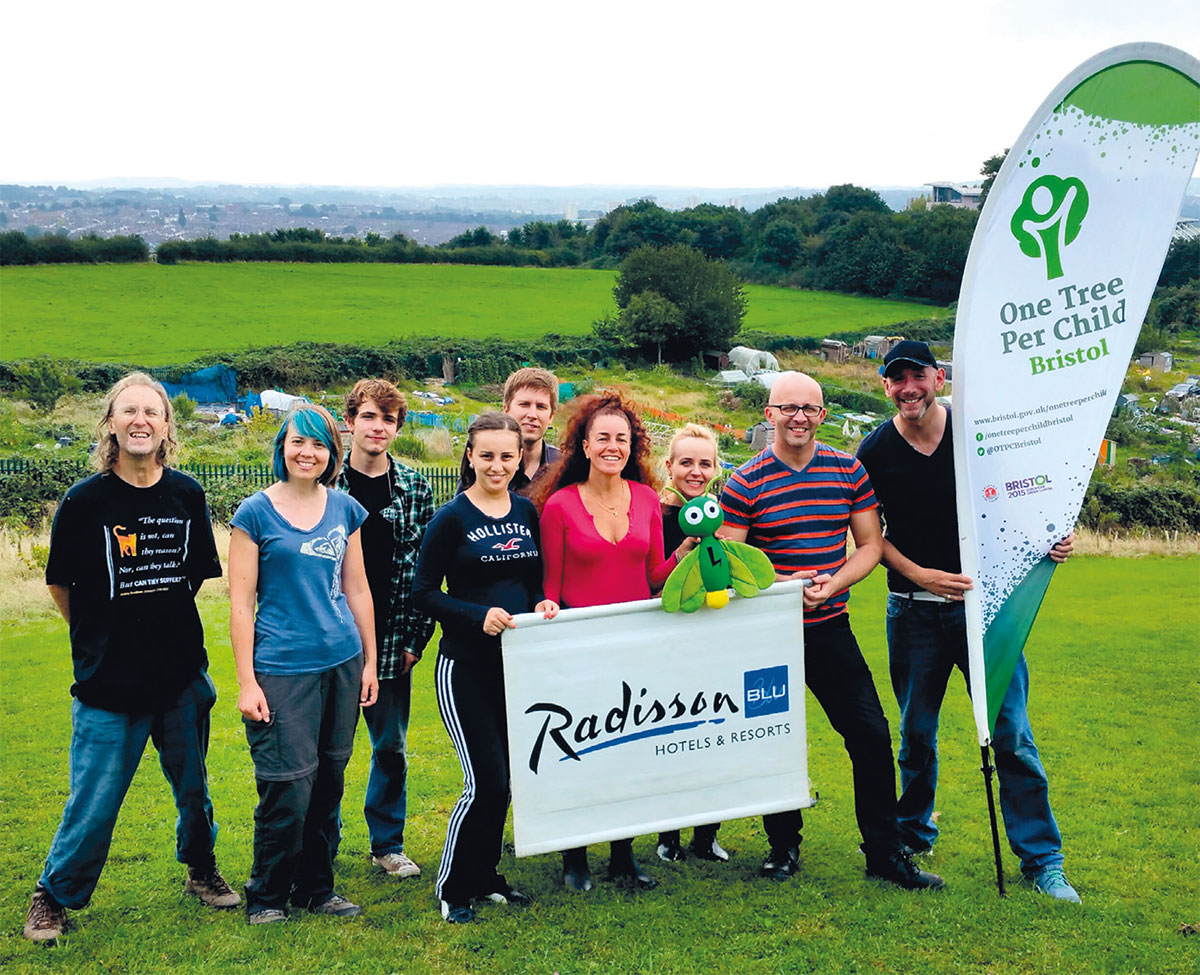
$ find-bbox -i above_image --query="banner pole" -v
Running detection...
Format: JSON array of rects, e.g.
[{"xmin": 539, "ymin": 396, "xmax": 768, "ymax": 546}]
[{"xmin": 980, "ymin": 744, "xmax": 1006, "ymax": 897}]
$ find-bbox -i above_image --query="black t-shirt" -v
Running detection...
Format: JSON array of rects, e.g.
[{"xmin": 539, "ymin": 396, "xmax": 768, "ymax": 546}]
[
  {"xmin": 45, "ymin": 469, "xmax": 222, "ymax": 713},
  {"xmin": 661, "ymin": 501, "xmax": 686, "ymax": 555},
  {"xmin": 411, "ymin": 492, "xmax": 544, "ymax": 660},
  {"xmin": 343, "ymin": 464, "xmax": 395, "ymax": 642},
  {"xmin": 856, "ymin": 410, "xmax": 960, "ymax": 593}
]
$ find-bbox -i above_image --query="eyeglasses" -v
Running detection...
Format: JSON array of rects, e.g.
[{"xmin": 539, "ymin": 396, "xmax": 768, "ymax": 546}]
[{"xmin": 767, "ymin": 403, "xmax": 824, "ymax": 418}]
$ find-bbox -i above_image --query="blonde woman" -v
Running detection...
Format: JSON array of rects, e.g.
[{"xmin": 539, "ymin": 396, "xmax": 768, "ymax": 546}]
[{"xmin": 655, "ymin": 424, "xmax": 730, "ymax": 864}]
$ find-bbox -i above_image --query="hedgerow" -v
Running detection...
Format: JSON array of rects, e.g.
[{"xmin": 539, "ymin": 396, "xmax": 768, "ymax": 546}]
[{"xmin": 1079, "ymin": 481, "xmax": 1200, "ymax": 533}]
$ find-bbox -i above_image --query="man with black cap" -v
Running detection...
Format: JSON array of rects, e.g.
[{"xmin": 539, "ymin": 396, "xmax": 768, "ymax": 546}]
[{"xmin": 856, "ymin": 340, "xmax": 1080, "ymax": 902}]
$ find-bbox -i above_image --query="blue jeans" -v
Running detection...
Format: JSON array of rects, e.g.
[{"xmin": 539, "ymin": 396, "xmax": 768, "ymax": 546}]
[
  {"xmin": 886, "ymin": 595, "xmax": 1064, "ymax": 875},
  {"xmin": 360, "ymin": 675, "xmax": 412, "ymax": 856},
  {"xmin": 39, "ymin": 672, "xmax": 219, "ymax": 909}
]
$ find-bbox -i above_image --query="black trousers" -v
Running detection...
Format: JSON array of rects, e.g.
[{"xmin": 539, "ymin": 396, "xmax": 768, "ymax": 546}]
[
  {"xmin": 243, "ymin": 655, "xmax": 362, "ymax": 912},
  {"xmin": 434, "ymin": 653, "xmax": 512, "ymax": 903},
  {"xmin": 763, "ymin": 614, "xmax": 901, "ymax": 863}
]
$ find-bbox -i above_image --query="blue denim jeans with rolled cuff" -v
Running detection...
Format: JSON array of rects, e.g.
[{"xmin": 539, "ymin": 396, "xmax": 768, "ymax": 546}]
[
  {"xmin": 360, "ymin": 674, "xmax": 412, "ymax": 857},
  {"xmin": 885, "ymin": 594, "xmax": 1064, "ymax": 876},
  {"xmin": 38, "ymin": 671, "xmax": 219, "ymax": 910}
]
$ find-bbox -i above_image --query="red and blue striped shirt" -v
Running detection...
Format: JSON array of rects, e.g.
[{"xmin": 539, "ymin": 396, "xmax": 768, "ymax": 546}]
[{"xmin": 721, "ymin": 443, "xmax": 877, "ymax": 626}]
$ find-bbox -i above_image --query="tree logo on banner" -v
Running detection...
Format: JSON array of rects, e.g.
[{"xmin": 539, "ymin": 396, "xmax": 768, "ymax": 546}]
[{"xmin": 1010, "ymin": 173, "xmax": 1090, "ymax": 280}]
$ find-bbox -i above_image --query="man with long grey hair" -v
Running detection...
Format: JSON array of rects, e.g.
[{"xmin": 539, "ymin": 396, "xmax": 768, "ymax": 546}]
[{"xmin": 24, "ymin": 372, "xmax": 238, "ymax": 943}]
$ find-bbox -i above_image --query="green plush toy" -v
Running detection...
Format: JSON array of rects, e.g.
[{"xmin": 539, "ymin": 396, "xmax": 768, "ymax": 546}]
[{"xmin": 661, "ymin": 493, "xmax": 776, "ymax": 612}]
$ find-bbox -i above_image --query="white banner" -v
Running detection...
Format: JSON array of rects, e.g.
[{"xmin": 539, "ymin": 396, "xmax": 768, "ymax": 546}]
[
  {"xmin": 952, "ymin": 43, "xmax": 1200, "ymax": 742},
  {"xmin": 502, "ymin": 581, "xmax": 811, "ymax": 856}
]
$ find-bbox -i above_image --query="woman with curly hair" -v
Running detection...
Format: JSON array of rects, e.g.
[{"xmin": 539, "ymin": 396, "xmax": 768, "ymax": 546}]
[{"xmin": 531, "ymin": 391, "xmax": 677, "ymax": 892}]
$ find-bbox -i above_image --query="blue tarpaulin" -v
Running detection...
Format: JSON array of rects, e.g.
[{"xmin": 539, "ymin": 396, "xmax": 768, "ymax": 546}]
[{"xmin": 161, "ymin": 365, "xmax": 239, "ymax": 404}]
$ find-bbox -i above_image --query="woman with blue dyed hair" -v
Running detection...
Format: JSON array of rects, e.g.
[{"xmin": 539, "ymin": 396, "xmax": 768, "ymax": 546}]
[{"xmin": 228, "ymin": 404, "xmax": 379, "ymax": 925}]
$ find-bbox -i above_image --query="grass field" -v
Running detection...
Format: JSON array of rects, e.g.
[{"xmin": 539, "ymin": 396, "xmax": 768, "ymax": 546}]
[
  {"xmin": 0, "ymin": 264, "xmax": 943, "ymax": 364},
  {"xmin": 2, "ymin": 556, "xmax": 1196, "ymax": 974}
]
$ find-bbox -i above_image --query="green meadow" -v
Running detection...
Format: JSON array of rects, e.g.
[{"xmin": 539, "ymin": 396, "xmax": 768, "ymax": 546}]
[
  {"xmin": 0, "ymin": 264, "xmax": 943, "ymax": 364},
  {"xmin": 1, "ymin": 556, "xmax": 1195, "ymax": 975}
]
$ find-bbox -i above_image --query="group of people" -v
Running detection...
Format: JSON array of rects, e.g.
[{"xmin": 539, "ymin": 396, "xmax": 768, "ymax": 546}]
[{"xmin": 24, "ymin": 347, "xmax": 1080, "ymax": 943}]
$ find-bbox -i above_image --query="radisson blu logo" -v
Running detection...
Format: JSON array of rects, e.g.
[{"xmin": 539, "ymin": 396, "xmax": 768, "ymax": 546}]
[{"xmin": 744, "ymin": 666, "xmax": 789, "ymax": 718}]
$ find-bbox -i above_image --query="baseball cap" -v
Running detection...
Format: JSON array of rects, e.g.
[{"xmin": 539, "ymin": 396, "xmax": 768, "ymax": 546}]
[{"xmin": 880, "ymin": 340, "xmax": 938, "ymax": 378}]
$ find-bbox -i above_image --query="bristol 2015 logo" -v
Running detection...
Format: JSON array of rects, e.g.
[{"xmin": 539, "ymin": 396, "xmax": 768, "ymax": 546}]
[{"xmin": 744, "ymin": 666, "xmax": 788, "ymax": 718}]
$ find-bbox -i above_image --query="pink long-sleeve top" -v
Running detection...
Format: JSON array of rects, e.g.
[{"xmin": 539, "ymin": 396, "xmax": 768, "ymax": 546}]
[{"xmin": 540, "ymin": 481, "xmax": 675, "ymax": 609}]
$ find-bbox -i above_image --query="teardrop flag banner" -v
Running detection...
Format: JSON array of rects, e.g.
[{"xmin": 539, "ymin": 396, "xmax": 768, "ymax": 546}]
[{"xmin": 952, "ymin": 43, "xmax": 1200, "ymax": 745}]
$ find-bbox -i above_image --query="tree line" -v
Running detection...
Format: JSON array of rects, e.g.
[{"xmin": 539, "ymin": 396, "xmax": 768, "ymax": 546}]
[
  {"xmin": 3, "ymin": 189, "xmax": 1195, "ymax": 324},
  {"xmin": 0, "ymin": 230, "xmax": 149, "ymax": 265},
  {"xmin": 143, "ymin": 187, "xmax": 975, "ymax": 303}
]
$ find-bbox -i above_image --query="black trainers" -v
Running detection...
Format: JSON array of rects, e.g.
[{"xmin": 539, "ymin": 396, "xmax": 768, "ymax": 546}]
[
  {"xmin": 562, "ymin": 848, "xmax": 593, "ymax": 892},
  {"xmin": 759, "ymin": 846, "xmax": 799, "ymax": 880},
  {"xmin": 656, "ymin": 829, "xmax": 684, "ymax": 862},
  {"xmin": 607, "ymin": 851, "xmax": 658, "ymax": 889},
  {"xmin": 485, "ymin": 884, "xmax": 532, "ymax": 907},
  {"xmin": 185, "ymin": 860, "xmax": 241, "ymax": 908},
  {"xmin": 24, "ymin": 887, "xmax": 67, "ymax": 943},
  {"xmin": 866, "ymin": 851, "xmax": 945, "ymax": 890},
  {"xmin": 691, "ymin": 837, "xmax": 731, "ymax": 863},
  {"xmin": 656, "ymin": 840, "xmax": 685, "ymax": 862},
  {"xmin": 440, "ymin": 899, "xmax": 474, "ymax": 923}
]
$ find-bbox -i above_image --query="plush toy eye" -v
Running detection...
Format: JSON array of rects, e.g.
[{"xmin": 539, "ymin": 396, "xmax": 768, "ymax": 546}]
[
  {"xmin": 702, "ymin": 499, "xmax": 721, "ymax": 519},
  {"xmin": 684, "ymin": 506, "xmax": 704, "ymax": 526}
]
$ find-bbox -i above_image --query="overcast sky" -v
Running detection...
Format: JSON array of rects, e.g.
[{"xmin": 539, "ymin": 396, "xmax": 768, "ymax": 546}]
[{"xmin": 5, "ymin": 0, "xmax": 1197, "ymax": 190}]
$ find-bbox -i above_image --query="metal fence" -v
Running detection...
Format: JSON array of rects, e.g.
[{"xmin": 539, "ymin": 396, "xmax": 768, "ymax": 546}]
[{"xmin": 0, "ymin": 458, "xmax": 462, "ymax": 506}]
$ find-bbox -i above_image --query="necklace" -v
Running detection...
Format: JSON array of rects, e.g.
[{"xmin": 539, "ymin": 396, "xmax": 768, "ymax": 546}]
[{"xmin": 583, "ymin": 483, "xmax": 624, "ymax": 516}]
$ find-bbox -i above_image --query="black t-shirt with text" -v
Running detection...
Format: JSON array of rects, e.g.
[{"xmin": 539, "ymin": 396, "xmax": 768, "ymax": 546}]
[{"xmin": 45, "ymin": 469, "xmax": 222, "ymax": 713}]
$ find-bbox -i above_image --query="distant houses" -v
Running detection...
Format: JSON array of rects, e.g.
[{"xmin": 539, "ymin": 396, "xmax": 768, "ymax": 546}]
[{"xmin": 926, "ymin": 182, "xmax": 983, "ymax": 210}]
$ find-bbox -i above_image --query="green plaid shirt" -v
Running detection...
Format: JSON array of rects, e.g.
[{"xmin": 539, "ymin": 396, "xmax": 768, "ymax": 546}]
[{"xmin": 336, "ymin": 454, "xmax": 435, "ymax": 679}]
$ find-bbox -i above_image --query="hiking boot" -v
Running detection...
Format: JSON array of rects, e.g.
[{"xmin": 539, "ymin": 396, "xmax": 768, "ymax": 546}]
[
  {"xmin": 440, "ymin": 899, "xmax": 474, "ymax": 923},
  {"xmin": 759, "ymin": 846, "xmax": 799, "ymax": 880},
  {"xmin": 186, "ymin": 860, "xmax": 241, "ymax": 908},
  {"xmin": 866, "ymin": 850, "xmax": 945, "ymax": 890},
  {"xmin": 372, "ymin": 852, "xmax": 421, "ymax": 878},
  {"xmin": 24, "ymin": 887, "xmax": 67, "ymax": 943},
  {"xmin": 1030, "ymin": 865, "xmax": 1081, "ymax": 903},
  {"xmin": 247, "ymin": 907, "xmax": 288, "ymax": 925},
  {"xmin": 307, "ymin": 893, "xmax": 362, "ymax": 918}
]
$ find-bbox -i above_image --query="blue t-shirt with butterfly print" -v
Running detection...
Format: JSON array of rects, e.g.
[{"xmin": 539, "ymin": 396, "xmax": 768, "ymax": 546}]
[{"xmin": 232, "ymin": 488, "xmax": 369, "ymax": 675}]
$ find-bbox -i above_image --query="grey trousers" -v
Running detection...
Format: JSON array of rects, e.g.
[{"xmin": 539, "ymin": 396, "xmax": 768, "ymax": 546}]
[{"xmin": 243, "ymin": 654, "xmax": 362, "ymax": 912}]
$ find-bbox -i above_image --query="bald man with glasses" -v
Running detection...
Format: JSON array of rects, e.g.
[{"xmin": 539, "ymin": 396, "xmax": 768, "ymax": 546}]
[{"xmin": 719, "ymin": 371, "xmax": 943, "ymax": 891}]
